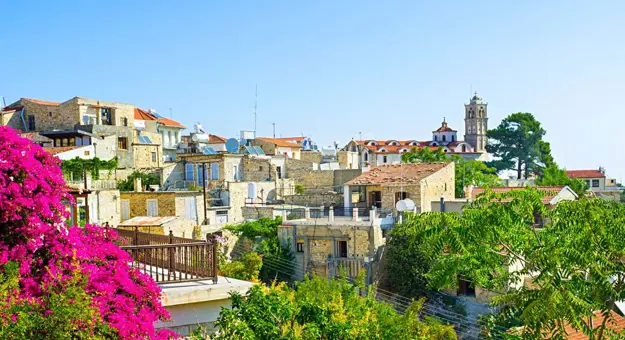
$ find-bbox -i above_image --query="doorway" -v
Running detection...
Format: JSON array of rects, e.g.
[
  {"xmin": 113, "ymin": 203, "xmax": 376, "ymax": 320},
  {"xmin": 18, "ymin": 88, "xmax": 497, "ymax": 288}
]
[{"xmin": 369, "ymin": 191, "xmax": 382, "ymax": 208}]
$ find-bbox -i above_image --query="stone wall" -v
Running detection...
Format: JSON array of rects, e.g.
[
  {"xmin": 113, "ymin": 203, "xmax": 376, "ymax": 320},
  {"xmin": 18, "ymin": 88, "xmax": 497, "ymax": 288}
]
[
  {"xmin": 251, "ymin": 139, "xmax": 277, "ymax": 155},
  {"xmin": 285, "ymin": 157, "xmax": 316, "ymax": 172},
  {"xmin": 380, "ymin": 184, "xmax": 420, "ymax": 212},
  {"xmin": 242, "ymin": 157, "xmax": 276, "ymax": 182},
  {"xmin": 23, "ymin": 100, "xmax": 70, "ymax": 132},
  {"xmin": 223, "ymin": 155, "xmax": 245, "ymax": 182},
  {"xmin": 419, "ymin": 162, "xmax": 455, "ymax": 212},
  {"xmin": 288, "ymin": 170, "xmax": 335, "ymax": 191},
  {"xmin": 283, "ymin": 192, "xmax": 344, "ymax": 207},
  {"xmin": 88, "ymin": 125, "xmax": 135, "ymax": 168},
  {"xmin": 120, "ymin": 192, "xmax": 177, "ymax": 217},
  {"xmin": 333, "ymin": 169, "xmax": 362, "ymax": 186},
  {"xmin": 133, "ymin": 144, "xmax": 161, "ymax": 169},
  {"xmin": 242, "ymin": 206, "xmax": 275, "ymax": 220},
  {"xmin": 161, "ymin": 162, "xmax": 185, "ymax": 189},
  {"xmin": 300, "ymin": 151, "xmax": 322, "ymax": 165}
]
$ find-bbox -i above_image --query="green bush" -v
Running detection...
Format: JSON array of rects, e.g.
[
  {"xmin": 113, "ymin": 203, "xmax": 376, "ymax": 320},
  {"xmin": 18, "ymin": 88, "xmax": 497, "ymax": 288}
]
[{"xmin": 117, "ymin": 171, "xmax": 160, "ymax": 191}]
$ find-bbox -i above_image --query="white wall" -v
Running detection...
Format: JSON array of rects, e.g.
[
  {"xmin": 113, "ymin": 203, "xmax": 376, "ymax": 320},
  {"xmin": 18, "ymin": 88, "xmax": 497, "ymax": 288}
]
[
  {"xmin": 375, "ymin": 153, "xmax": 401, "ymax": 165},
  {"xmin": 88, "ymin": 189, "xmax": 121, "ymax": 226},
  {"xmin": 207, "ymin": 142, "xmax": 226, "ymax": 152}
]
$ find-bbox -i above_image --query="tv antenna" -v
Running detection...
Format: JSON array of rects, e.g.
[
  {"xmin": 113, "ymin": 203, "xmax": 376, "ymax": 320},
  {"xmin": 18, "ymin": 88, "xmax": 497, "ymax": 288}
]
[
  {"xmin": 271, "ymin": 122, "xmax": 275, "ymax": 138},
  {"xmin": 253, "ymin": 84, "xmax": 258, "ymax": 138}
]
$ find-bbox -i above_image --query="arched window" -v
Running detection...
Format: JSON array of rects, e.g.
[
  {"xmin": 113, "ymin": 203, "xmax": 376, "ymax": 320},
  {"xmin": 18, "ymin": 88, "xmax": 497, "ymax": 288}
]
[
  {"xmin": 364, "ymin": 152, "xmax": 368, "ymax": 161},
  {"xmin": 442, "ymin": 135, "xmax": 447, "ymax": 142},
  {"xmin": 451, "ymin": 135, "xmax": 455, "ymax": 142},
  {"xmin": 434, "ymin": 136, "xmax": 438, "ymax": 141},
  {"xmin": 462, "ymin": 145, "xmax": 466, "ymax": 152}
]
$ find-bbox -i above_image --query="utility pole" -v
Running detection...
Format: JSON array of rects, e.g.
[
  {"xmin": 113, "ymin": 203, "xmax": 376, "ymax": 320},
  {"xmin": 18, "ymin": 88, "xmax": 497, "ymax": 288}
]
[
  {"xmin": 271, "ymin": 122, "xmax": 276, "ymax": 138},
  {"xmin": 253, "ymin": 84, "xmax": 258, "ymax": 138}
]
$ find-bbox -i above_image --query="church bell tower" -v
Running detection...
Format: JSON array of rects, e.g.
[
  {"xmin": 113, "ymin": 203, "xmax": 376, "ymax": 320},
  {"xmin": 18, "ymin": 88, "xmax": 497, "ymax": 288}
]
[{"xmin": 464, "ymin": 92, "xmax": 488, "ymax": 152}]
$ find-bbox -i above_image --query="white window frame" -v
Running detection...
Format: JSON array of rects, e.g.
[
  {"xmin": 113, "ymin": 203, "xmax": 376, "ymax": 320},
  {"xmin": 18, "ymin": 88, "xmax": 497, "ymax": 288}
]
[
  {"xmin": 146, "ymin": 199, "xmax": 158, "ymax": 217},
  {"xmin": 121, "ymin": 199, "xmax": 130, "ymax": 221}
]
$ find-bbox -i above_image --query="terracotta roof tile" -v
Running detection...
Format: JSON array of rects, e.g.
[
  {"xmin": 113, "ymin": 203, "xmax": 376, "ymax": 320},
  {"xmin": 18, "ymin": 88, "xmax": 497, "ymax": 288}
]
[
  {"xmin": 45, "ymin": 146, "xmax": 82, "ymax": 155},
  {"xmin": 134, "ymin": 108, "xmax": 158, "ymax": 121},
  {"xmin": 208, "ymin": 134, "xmax": 227, "ymax": 143},
  {"xmin": 546, "ymin": 311, "xmax": 625, "ymax": 339},
  {"xmin": 566, "ymin": 170, "xmax": 606, "ymax": 179},
  {"xmin": 158, "ymin": 117, "xmax": 186, "ymax": 128},
  {"xmin": 469, "ymin": 186, "xmax": 568, "ymax": 204},
  {"xmin": 347, "ymin": 162, "xmax": 451, "ymax": 186},
  {"xmin": 23, "ymin": 98, "xmax": 61, "ymax": 106},
  {"xmin": 257, "ymin": 137, "xmax": 301, "ymax": 148},
  {"xmin": 275, "ymin": 136, "xmax": 306, "ymax": 143}
]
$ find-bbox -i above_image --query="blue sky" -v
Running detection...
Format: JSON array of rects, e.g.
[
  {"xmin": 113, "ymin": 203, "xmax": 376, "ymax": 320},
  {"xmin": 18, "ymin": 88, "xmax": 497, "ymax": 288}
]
[{"xmin": 2, "ymin": 1, "xmax": 624, "ymax": 180}]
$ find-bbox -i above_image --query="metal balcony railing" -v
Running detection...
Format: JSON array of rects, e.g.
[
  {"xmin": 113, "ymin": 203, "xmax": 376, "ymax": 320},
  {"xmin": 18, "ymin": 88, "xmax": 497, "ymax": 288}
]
[{"xmin": 116, "ymin": 228, "xmax": 218, "ymax": 284}]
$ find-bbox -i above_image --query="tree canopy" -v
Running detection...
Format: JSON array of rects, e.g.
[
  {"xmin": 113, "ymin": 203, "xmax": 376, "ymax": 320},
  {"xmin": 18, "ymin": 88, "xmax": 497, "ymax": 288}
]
[
  {"xmin": 535, "ymin": 164, "xmax": 587, "ymax": 197},
  {"xmin": 196, "ymin": 275, "xmax": 457, "ymax": 340},
  {"xmin": 401, "ymin": 147, "xmax": 500, "ymax": 198},
  {"xmin": 407, "ymin": 189, "xmax": 625, "ymax": 339},
  {"xmin": 486, "ymin": 112, "xmax": 552, "ymax": 179}
]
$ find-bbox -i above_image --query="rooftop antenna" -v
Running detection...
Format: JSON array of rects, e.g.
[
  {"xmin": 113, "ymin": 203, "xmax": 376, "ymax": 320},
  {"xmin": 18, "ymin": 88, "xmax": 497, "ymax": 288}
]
[
  {"xmin": 253, "ymin": 84, "xmax": 258, "ymax": 138},
  {"xmin": 271, "ymin": 122, "xmax": 275, "ymax": 138}
]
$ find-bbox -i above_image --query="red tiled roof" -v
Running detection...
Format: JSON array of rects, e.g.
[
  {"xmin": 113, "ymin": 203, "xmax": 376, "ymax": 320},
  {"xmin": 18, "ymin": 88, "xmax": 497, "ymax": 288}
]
[
  {"xmin": 257, "ymin": 137, "xmax": 301, "ymax": 148},
  {"xmin": 208, "ymin": 134, "xmax": 227, "ymax": 143},
  {"xmin": 158, "ymin": 117, "xmax": 186, "ymax": 128},
  {"xmin": 45, "ymin": 146, "xmax": 82, "ymax": 155},
  {"xmin": 566, "ymin": 170, "xmax": 605, "ymax": 179},
  {"xmin": 23, "ymin": 98, "xmax": 61, "ymax": 106},
  {"xmin": 134, "ymin": 108, "xmax": 158, "ymax": 121},
  {"xmin": 547, "ymin": 311, "xmax": 625, "ymax": 339},
  {"xmin": 347, "ymin": 162, "xmax": 451, "ymax": 186},
  {"xmin": 433, "ymin": 121, "xmax": 456, "ymax": 133},
  {"xmin": 469, "ymin": 186, "xmax": 568, "ymax": 204},
  {"xmin": 275, "ymin": 136, "xmax": 306, "ymax": 143}
]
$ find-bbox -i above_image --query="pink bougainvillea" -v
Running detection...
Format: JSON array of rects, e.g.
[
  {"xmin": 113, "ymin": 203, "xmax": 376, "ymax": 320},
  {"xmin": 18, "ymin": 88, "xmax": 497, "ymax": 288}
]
[{"xmin": 0, "ymin": 127, "xmax": 176, "ymax": 339}]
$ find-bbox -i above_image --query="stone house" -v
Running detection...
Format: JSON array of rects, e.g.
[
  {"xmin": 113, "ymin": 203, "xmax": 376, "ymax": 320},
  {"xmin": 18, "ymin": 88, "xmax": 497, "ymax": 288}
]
[
  {"xmin": 134, "ymin": 108, "xmax": 186, "ymax": 163},
  {"xmin": 2, "ymin": 97, "xmax": 164, "ymax": 169},
  {"xmin": 41, "ymin": 129, "xmax": 118, "ymax": 161},
  {"xmin": 344, "ymin": 162, "xmax": 455, "ymax": 213},
  {"xmin": 277, "ymin": 208, "xmax": 389, "ymax": 282},
  {"xmin": 65, "ymin": 186, "xmax": 121, "ymax": 227},
  {"xmin": 566, "ymin": 168, "xmax": 623, "ymax": 201},
  {"xmin": 253, "ymin": 137, "xmax": 302, "ymax": 159}
]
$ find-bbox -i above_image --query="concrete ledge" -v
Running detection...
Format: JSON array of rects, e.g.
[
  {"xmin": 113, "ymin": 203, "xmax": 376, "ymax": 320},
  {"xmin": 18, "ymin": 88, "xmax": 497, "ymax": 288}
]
[{"xmin": 160, "ymin": 277, "xmax": 255, "ymax": 307}]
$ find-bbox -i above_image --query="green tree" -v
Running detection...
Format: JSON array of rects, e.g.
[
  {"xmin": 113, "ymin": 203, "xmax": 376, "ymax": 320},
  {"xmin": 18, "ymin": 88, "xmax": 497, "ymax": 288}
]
[
  {"xmin": 486, "ymin": 113, "xmax": 551, "ymax": 179},
  {"xmin": 294, "ymin": 183, "xmax": 306, "ymax": 195},
  {"xmin": 410, "ymin": 189, "xmax": 625, "ymax": 339},
  {"xmin": 116, "ymin": 170, "xmax": 160, "ymax": 191},
  {"xmin": 196, "ymin": 275, "xmax": 457, "ymax": 339},
  {"xmin": 535, "ymin": 164, "xmax": 587, "ymax": 197},
  {"xmin": 401, "ymin": 147, "xmax": 500, "ymax": 198},
  {"xmin": 226, "ymin": 217, "xmax": 294, "ymax": 283},
  {"xmin": 220, "ymin": 251, "xmax": 263, "ymax": 282}
]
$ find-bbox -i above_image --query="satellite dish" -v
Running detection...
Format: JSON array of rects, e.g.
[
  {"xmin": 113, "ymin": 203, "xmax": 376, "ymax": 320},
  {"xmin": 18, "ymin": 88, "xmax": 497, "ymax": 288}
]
[
  {"xmin": 396, "ymin": 199, "xmax": 416, "ymax": 212},
  {"xmin": 225, "ymin": 138, "xmax": 240, "ymax": 153}
]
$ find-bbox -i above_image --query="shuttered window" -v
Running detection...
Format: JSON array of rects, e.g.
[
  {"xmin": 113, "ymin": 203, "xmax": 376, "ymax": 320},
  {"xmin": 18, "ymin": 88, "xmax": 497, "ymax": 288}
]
[{"xmin": 146, "ymin": 199, "xmax": 158, "ymax": 217}]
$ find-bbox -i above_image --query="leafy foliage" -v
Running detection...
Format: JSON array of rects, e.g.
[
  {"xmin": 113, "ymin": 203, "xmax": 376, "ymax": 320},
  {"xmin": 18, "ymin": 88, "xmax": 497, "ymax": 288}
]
[
  {"xmin": 401, "ymin": 147, "xmax": 500, "ymax": 198},
  {"xmin": 536, "ymin": 164, "xmax": 587, "ymax": 197},
  {"xmin": 219, "ymin": 251, "xmax": 263, "ymax": 282},
  {"xmin": 226, "ymin": 217, "xmax": 294, "ymax": 283},
  {"xmin": 116, "ymin": 170, "xmax": 160, "ymax": 191},
  {"xmin": 486, "ymin": 112, "xmax": 551, "ymax": 179},
  {"xmin": 61, "ymin": 157, "xmax": 118, "ymax": 180},
  {"xmin": 294, "ymin": 183, "xmax": 306, "ymax": 195},
  {"xmin": 197, "ymin": 275, "xmax": 457, "ymax": 339},
  {"xmin": 407, "ymin": 188, "xmax": 625, "ymax": 339},
  {"xmin": 0, "ymin": 127, "xmax": 173, "ymax": 339},
  {"xmin": 385, "ymin": 222, "xmax": 432, "ymax": 298}
]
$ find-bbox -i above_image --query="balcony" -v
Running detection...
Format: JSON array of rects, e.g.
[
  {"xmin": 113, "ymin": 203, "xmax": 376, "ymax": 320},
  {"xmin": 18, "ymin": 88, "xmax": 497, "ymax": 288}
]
[
  {"xmin": 115, "ymin": 228, "xmax": 218, "ymax": 284},
  {"xmin": 276, "ymin": 206, "xmax": 395, "ymax": 227}
]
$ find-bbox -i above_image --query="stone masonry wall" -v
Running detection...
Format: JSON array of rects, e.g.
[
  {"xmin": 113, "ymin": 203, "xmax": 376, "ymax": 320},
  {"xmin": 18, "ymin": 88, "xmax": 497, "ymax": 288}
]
[
  {"xmin": 283, "ymin": 193, "xmax": 344, "ymax": 207},
  {"xmin": 419, "ymin": 162, "xmax": 455, "ymax": 212},
  {"xmin": 380, "ymin": 184, "xmax": 420, "ymax": 212},
  {"xmin": 252, "ymin": 139, "xmax": 277, "ymax": 155},
  {"xmin": 120, "ymin": 192, "xmax": 177, "ymax": 217},
  {"xmin": 300, "ymin": 151, "xmax": 322, "ymax": 164},
  {"xmin": 242, "ymin": 157, "xmax": 277, "ymax": 182},
  {"xmin": 289, "ymin": 170, "xmax": 335, "ymax": 192},
  {"xmin": 23, "ymin": 100, "xmax": 70, "ymax": 132}
]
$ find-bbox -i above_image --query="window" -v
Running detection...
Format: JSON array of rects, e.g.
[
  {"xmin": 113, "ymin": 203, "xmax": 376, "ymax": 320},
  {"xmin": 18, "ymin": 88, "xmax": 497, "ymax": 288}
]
[
  {"xmin": 121, "ymin": 117, "xmax": 128, "ymax": 127},
  {"xmin": 185, "ymin": 163, "xmax": 194, "ymax": 181},
  {"xmin": 296, "ymin": 242, "xmax": 304, "ymax": 252},
  {"xmin": 592, "ymin": 179, "xmax": 600, "ymax": 188},
  {"xmin": 336, "ymin": 241, "xmax": 348, "ymax": 258},
  {"xmin": 461, "ymin": 145, "xmax": 466, "ymax": 152},
  {"xmin": 457, "ymin": 278, "xmax": 475, "ymax": 297},
  {"xmin": 27, "ymin": 115, "xmax": 35, "ymax": 131},
  {"xmin": 353, "ymin": 186, "xmax": 366, "ymax": 202},
  {"xmin": 118, "ymin": 137, "xmax": 128, "ymax": 150},
  {"xmin": 276, "ymin": 166, "xmax": 282, "ymax": 179},
  {"xmin": 100, "ymin": 108, "xmax": 113, "ymax": 125},
  {"xmin": 197, "ymin": 164, "xmax": 207, "ymax": 186},
  {"xmin": 185, "ymin": 197, "xmax": 197, "ymax": 221},
  {"xmin": 146, "ymin": 199, "xmax": 158, "ymax": 217},
  {"xmin": 434, "ymin": 135, "xmax": 438, "ymax": 141},
  {"xmin": 383, "ymin": 155, "xmax": 387, "ymax": 163},
  {"xmin": 259, "ymin": 166, "xmax": 263, "ymax": 171},
  {"xmin": 167, "ymin": 131, "xmax": 172, "ymax": 145},
  {"xmin": 210, "ymin": 162, "xmax": 219, "ymax": 180},
  {"xmin": 121, "ymin": 200, "xmax": 130, "ymax": 221},
  {"xmin": 451, "ymin": 135, "xmax": 455, "ymax": 142},
  {"xmin": 215, "ymin": 210, "xmax": 229, "ymax": 224},
  {"xmin": 151, "ymin": 152, "xmax": 157, "ymax": 162},
  {"xmin": 585, "ymin": 180, "xmax": 590, "ymax": 187},
  {"xmin": 395, "ymin": 192, "xmax": 408, "ymax": 202},
  {"xmin": 364, "ymin": 152, "xmax": 368, "ymax": 161},
  {"xmin": 233, "ymin": 164, "xmax": 240, "ymax": 181},
  {"xmin": 48, "ymin": 111, "xmax": 52, "ymax": 117},
  {"xmin": 62, "ymin": 138, "xmax": 68, "ymax": 147},
  {"xmin": 442, "ymin": 135, "xmax": 447, "ymax": 142}
]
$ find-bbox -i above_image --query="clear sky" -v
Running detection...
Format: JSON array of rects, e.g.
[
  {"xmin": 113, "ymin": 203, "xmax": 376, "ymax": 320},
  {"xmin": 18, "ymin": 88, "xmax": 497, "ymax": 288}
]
[{"xmin": 2, "ymin": 1, "xmax": 624, "ymax": 180}]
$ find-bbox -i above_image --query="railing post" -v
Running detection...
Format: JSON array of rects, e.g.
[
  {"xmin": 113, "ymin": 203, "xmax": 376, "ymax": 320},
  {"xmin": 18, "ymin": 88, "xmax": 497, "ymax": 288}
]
[
  {"xmin": 352, "ymin": 207, "xmax": 359, "ymax": 221},
  {"xmin": 169, "ymin": 230, "xmax": 174, "ymax": 244},
  {"xmin": 304, "ymin": 207, "xmax": 311, "ymax": 220},
  {"xmin": 329, "ymin": 206, "xmax": 335, "ymax": 222},
  {"xmin": 133, "ymin": 226, "xmax": 138, "ymax": 246},
  {"xmin": 168, "ymin": 230, "xmax": 174, "ymax": 281},
  {"xmin": 207, "ymin": 234, "xmax": 218, "ymax": 283}
]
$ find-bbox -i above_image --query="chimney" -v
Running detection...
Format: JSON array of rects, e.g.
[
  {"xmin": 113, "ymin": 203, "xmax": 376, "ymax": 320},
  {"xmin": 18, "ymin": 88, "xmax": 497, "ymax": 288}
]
[{"xmin": 134, "ymin": 178, "xmax": 143, "ymax": 192}]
